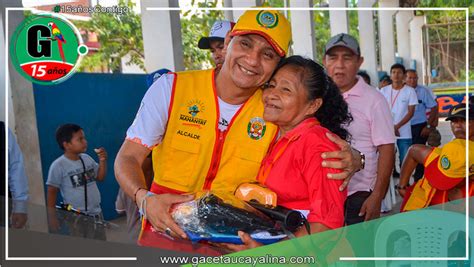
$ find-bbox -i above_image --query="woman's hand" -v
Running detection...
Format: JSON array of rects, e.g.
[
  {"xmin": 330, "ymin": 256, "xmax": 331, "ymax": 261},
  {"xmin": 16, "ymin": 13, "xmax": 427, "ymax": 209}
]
[
  {"xmin": 137, "ymin": 192, "xmax": 194, "ymax": 239},
  {"xmin": 212, "ymin": 231, "xmax": 264, "ymax": 252},
  {"xmin": 321, "ymin": 132, "xmax": 360, "ymax": 191}
]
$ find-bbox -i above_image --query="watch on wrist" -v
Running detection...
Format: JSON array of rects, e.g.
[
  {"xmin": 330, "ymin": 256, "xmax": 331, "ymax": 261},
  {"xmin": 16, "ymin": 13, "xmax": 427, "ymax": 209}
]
[
  {"xmin": 353, "ymin": 148, "xmax": 365, "ymax": 171},
  {"xmin": 426, "ymin": 125, "xmax": 431, "ymax": 129}
]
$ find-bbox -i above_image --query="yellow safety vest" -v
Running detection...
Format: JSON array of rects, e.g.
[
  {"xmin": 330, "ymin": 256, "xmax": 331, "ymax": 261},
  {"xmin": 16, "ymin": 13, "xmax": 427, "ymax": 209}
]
[
  {"xmin": 402, "ymin": 148, "xmax": 441, "ymax": 212},
  {"xmin": 150, "ymin": 69, "xmax": 278, "ymax": 194}
]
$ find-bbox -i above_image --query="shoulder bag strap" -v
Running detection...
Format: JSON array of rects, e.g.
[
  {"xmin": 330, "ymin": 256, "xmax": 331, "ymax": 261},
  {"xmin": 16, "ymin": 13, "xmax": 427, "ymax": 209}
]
[{"xmin": 79, "ymin": 155, "xmax": 87, "ymax": 212}]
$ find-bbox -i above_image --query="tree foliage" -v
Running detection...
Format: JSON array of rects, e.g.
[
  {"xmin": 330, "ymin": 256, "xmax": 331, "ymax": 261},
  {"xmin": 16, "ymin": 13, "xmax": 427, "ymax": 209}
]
[
  {"xmin": 313, "ymin": 10, "xmax": 331, "ymax": 62},
  {"xmin": 180, "ymin": 0, "xmax": 224, "ymax": 70},
  {"xmin": 75, "ymin": 0, "xmax": 144, "ymax": 73},
  {"xmin": 417, "ymin": 0, "xmax": 473, "ymax": 82},
  {"xmin": 417, "ymin": 0, "xmax": 473, "ymax": 20},
  {"xmin": 311, "ymin": 0, "xmax": 359, "ymax": 63},
  {"xmin": 180, "ymin": 0, "xmax": 287, "ymax": 70}
]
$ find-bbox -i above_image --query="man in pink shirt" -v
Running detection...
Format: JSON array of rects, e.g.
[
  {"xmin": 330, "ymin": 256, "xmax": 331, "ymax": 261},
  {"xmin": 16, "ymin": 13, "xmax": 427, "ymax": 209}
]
[{"xmin": 323, "ymin": 33, "xmax": 396, "ymax": 225}]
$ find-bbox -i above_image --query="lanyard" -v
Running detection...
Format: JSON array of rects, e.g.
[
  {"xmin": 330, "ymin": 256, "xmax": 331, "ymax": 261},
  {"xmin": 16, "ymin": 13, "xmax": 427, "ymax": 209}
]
[
  {"xmin": 79, "ymin": 156, "xmax": 88, "ymax": 212},
  {"xmin": 256, "ymin": 135, "xmax": 297, "ymax": 185},
  {"xmin": 390, "ymin": 88, "xmax": 402, "ymax": 110},
  {"xmin": 256, "ymin": 120, "xmax": 319, "ymax": 185}
]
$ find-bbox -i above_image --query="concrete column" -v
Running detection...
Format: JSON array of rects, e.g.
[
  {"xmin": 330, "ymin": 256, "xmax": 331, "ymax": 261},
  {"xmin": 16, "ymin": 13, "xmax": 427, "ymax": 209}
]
[
  {"xmin": 329, "ymin": 0, "xmax": 349, "ymax": 36},
  {"xmin": 377, "ymin": 0, "xmax": 398, "ymax": 72},
  {"xmin": 231, "ymin": 0, "xmax": 258, "ymax": 22},
  {"xmin": 2, "ymin": 0, "xmax": 46, "ymax": 227},
  {"xmin": 140, "ymin": 0, "xmax": 184, "ymax": 72},
  {"xmin": 289, "ymin": 0, "xmax": 315, "ymax": 59},
  {"xmin": 223, "ymin": 0, "xmax": 234, "ymax": 21},
  {"xmin": 357, "ymin": 0, "xmax": 377, "ymax": 87},
  {"xmin": 409, "ymin": 15, "xmax": 426, "ymax": 85},
  {"xmin": 395, "ymin": 10, "xmax": 414, "ymax": 69}
]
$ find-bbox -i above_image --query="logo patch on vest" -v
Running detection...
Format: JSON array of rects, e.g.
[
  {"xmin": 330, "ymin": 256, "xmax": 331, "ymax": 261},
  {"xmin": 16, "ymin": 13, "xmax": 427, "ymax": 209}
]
[
  {"xmin": 187, "ymin": 100, "xmax": 205, "ymax": 117},
  {"xmin": 440, "ymin": 155, "xmax": 451, "ymax": 170},
  {"xmin": 180, "ymin": 100, "xmax": 207, "ymax": 128},
  {"xmin": 247, "ymin": 117, "xmax": 266, "ymax": 140}
]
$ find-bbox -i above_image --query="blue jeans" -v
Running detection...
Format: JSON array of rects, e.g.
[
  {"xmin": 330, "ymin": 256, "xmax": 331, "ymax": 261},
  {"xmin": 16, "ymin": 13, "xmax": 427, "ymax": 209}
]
[{"xmin": 397, "ymin": 138, "xmax": 412, "ymax": 168}]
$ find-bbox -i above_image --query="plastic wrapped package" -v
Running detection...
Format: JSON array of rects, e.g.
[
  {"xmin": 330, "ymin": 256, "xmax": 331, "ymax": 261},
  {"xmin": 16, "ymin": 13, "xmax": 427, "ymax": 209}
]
[{"xmin": 171, "ymin": 191, "xmax": 287, "ymax": 244}]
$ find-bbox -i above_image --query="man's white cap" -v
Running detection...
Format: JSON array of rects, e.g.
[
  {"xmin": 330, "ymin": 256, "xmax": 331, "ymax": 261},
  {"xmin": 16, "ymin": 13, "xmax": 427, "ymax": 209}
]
[{"xmin": 198, "ymin": 20, "xmax": 235, "ymax": 49}]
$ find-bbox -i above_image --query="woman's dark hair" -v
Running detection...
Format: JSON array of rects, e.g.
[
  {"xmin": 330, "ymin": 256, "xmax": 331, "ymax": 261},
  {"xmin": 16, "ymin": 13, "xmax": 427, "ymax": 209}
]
[{"xmin": 273, "ymin": 55, "xmax": 352, "ymax": 140}]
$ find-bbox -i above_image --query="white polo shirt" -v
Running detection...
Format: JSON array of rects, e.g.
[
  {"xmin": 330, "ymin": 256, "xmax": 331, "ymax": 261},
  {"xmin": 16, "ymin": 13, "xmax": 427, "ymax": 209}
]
[{"xmin": 380, "ymin": 84, "xmax": 418, "ymax": 139}]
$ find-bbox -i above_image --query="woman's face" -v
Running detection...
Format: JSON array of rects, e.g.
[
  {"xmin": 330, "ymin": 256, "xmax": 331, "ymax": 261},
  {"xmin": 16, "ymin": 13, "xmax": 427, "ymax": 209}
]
[{"xmin": 262, "ymin": 65, "xmax": 320, "ymax": 132}]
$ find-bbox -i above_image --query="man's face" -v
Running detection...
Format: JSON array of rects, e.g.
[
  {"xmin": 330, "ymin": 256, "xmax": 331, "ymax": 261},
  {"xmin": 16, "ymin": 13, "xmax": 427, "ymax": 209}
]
[
  {"xmin": 223, "ymin": 34, "xmax": 280, "ymax": 89},
  {"xmin": 406, "ymin": 71, "xmax": 418, "ymax": 88},
  {"xmin": 450, "ymin": 117, "xmax": 466, "ymax": 139},
  {"xmin": 209, "ymin": 40, "xmax": 225, "ymax": 71},
  {"xmin": 390, "ymin": 68, "xmax": 405, "ymax": 84},
  {"xmin": 323, "ymin": 46, "xmax": 363, "ymax": 92}
]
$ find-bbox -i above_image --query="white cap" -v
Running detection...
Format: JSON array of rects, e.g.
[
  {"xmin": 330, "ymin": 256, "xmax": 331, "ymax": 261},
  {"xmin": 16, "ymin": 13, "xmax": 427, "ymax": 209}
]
[{"xmin": 198, "ymin": 20, "xmax": 235, "ymax": 49}]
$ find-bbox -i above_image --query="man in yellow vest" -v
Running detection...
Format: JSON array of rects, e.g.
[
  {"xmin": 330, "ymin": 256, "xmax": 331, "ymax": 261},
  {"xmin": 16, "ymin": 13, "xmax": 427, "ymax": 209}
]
[
  {"xmin": 398, "ymin": 103, "xmax": 474, "ymax": 211},
  {"xmin": 115, "ymin": 9, "xmax": 362, "ymax": 242}
]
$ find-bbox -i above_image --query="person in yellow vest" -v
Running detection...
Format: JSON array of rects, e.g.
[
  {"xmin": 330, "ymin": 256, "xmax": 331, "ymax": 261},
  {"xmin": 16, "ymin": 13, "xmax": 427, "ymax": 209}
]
[
  {"xmin": 398, "ymin": 103, "xmax": 474, "ymax": 211},
  {"xmin": 115, "ymin": 9, "xmax": 363, "ymax": 247}
]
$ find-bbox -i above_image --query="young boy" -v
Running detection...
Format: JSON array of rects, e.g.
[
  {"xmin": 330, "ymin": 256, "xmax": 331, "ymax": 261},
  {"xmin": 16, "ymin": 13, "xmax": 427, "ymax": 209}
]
[
  {"xmin": 46, "ymin": 124, "xmax": 107, "ymax": 220},
  {"xmin": 380, "ymin": 63, "xmax": 418, "ymax": 176}
]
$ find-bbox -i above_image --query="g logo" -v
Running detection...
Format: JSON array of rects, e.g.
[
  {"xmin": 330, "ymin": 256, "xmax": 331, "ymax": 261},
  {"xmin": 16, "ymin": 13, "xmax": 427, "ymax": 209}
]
[{"xmin": 10, "ymin": 13, "xmax": 88, "ymax": 85}]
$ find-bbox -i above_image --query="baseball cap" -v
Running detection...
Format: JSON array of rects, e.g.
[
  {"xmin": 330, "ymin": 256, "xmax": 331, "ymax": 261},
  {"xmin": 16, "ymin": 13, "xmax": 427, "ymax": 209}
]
[
  {"xmin": 198, "ymin": 20, "xmax": 235, "ymax": 49},
  {"xmin": 379, "ymin": 75, "xmax": 391, "ymax": 83},
  {"xmin": 230, "ymin": 9, "xmax": 292, "ymax": 57},
  {"xmin": 146, "ymin": 68, "xmax": 171, "ymax": 87},
  {"xmin": 424, "ymin": 139, "xmax": 474, "ymax": 190},
  {"xmin": 325, "ymin": 33, "xmax": 360, "ymax": 56},
  {"xmin": 445, "ymin": 103, "xmax": 474, "ymax": 121}
]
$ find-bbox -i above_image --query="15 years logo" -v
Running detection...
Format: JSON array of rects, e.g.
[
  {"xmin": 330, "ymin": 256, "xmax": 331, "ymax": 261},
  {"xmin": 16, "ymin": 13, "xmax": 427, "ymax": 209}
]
[{"xmin": 10, "ymin": 13, "xmax": 88, "ymax": 85}]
